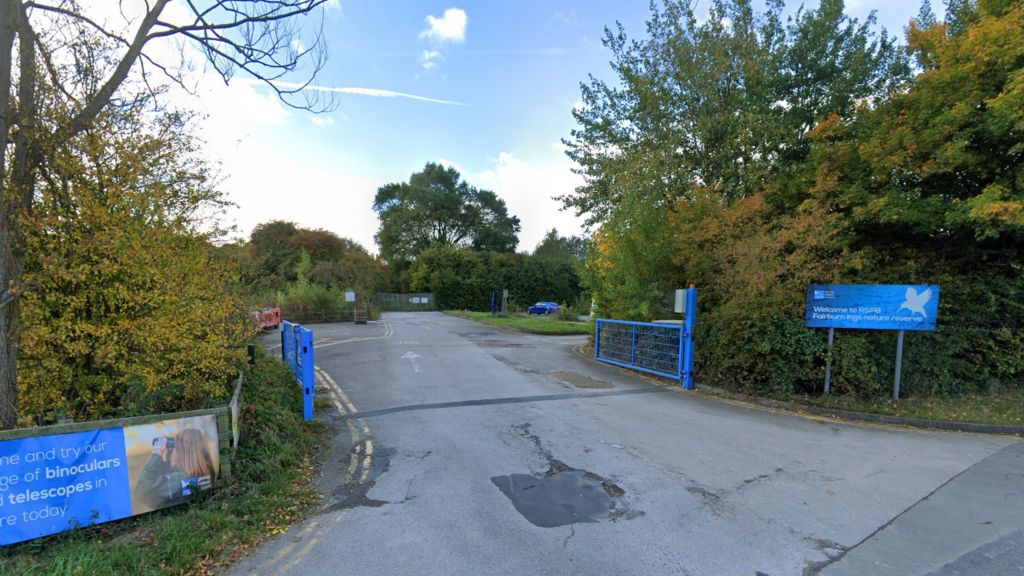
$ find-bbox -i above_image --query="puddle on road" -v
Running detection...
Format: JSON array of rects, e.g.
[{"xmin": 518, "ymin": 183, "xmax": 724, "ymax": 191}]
[
  {"xmin": 491, "ymin": 460, "xmax": 633, "ymax": 527},
  {"xmin": 321, "ymin": 447, "xmax": 393, "ymax": 513}
]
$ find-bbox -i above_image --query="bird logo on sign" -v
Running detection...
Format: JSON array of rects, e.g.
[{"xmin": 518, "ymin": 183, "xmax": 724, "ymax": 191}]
[{"xmin": 897, "ymin": 287, "xmax": 932, "ymax": 317}]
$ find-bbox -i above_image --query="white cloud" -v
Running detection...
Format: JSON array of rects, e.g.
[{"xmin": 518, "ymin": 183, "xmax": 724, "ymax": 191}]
[
  {"xmin": 420, "ymin": 50, "xmax": 442, "ymax": 70},
  {"xmin": 553, "ymin": 10, "xmax": 582, "ymax": 28},
  {"xmin": 472, "ymin": 152, "xmax": 586, "ymax": 252},
  {"xmin": 325, "ymin": 0, "xmax": 341, "ymax": 11},
  {"xmin": 292, "ymin": 38, "xmax": 305, "ymax": 53},
  {"xmin": 310, "ymin": 115, "xmax": 335, "ymax": 127},
  {"xmin": 435, "ymin": 158, "xmax": 466, "ymax": 173},
  {"xmin": 420, "ymin": 8, "xmax": 468, "ymax": 44},
  {"xmin": 219, "ymin": 136, "xmax": 386, "ymax": 252}
]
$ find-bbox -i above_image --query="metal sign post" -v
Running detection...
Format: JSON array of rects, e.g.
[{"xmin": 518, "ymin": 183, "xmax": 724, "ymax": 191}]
[
  {"xmin": 824, "ymin": 327, "xmax": 834, "ymax": 395},
  {"xmin": 893, "ymin": 330, "xmax": 905, "ymax": 401}
]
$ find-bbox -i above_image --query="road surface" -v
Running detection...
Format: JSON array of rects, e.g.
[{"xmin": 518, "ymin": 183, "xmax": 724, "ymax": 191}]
[{"xmin": 235, "ymin": 312, "xmax": 1022, "ymax": 576}]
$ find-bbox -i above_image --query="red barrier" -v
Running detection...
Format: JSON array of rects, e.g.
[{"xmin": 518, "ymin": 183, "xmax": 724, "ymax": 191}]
[{"xmin": 251, "ymin": 307, "xmax": 281, "ymax": 329}]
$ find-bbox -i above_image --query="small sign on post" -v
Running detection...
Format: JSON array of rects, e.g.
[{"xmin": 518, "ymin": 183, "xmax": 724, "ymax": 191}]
[{"xmin": 805, "ymin": 284, "xmax": 939, "ymax": 400}]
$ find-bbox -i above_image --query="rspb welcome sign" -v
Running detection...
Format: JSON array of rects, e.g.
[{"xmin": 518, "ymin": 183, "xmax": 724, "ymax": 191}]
[
  {"xmin": 0, "ymin": 414, "xmax": 219, "ymax": 546},
  {"xmin": 805, "ymin": 284, "xmax": 940, "ymax": 331}
]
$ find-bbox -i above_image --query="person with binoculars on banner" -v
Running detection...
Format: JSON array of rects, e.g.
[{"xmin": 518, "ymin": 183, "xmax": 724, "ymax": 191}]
[{"xmin": 134, "ymin": 428, "xmax": 216, "ymax": 509}]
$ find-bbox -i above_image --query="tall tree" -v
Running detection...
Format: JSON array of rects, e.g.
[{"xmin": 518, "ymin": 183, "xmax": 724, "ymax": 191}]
[
  {"xmin": 373, "ymin": 162, "xmax": 521, "ymax": 265},
  {"xmin": 562, "ymin": 0, "xmax": 908, "ymax": 319},
  {"xmin": 533, "ymin": 229, "xmax": 591, "ymax": 262},
  {"xmin": 249, "ymin": 220, "xmax": 302, "ymax": 289},
  {"xmin": 0, "ymin": 1, "xmax": 331, "ymax": 428}
]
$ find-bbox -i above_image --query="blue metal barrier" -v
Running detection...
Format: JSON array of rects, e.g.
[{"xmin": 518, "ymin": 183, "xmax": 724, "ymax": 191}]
[
  {"xmin": 281, "ymin": 320, "xmax": 315, "ymax": 420},
  {"xmin": 595, "ymin": 287, "xmax": 697, "ymax": 389}
]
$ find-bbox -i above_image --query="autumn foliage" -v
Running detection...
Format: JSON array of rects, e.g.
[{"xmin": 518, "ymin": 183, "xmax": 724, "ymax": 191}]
[
  {"xmin": 16, "ymin": 108, "xmax": 255, "ymax": 425},
  {"xmin": 569, "ymin": 0, "xmax": 1024, "ymax": 397}
]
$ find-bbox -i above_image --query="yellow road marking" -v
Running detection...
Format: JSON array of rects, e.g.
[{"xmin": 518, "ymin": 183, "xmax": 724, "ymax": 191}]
[
  {"xmin": 350, "ymin": 443, "xmax": 363, "ymax": 478},
  {"xmin": 262, "ymin": 520, "xmax": 318, "ymax": 573},
  {"xmin": 360, "ymin": 440, "xmax": 374, "ymax": 483},
  {"xmin": 272, "ymin": 536, "xmax": 320, "ymax": 576},
  {"xmin": 272, "ymin": 321, "xmax": 389, "ymax": 575}
]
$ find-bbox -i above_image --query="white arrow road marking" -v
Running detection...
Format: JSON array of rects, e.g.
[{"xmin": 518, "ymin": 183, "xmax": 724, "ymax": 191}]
[{"xmin": 401, "ymin": 351, "xmax": 422, "ymax": 373}]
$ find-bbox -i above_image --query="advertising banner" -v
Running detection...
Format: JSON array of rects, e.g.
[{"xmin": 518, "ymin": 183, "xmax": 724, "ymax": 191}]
[
  {"xmin": 805, "ymin": 284, "xmax": 940, "ymax": 331},
  {"xmin": 0, "ymin": 414, "xmax": 219, "ymax": 546}
]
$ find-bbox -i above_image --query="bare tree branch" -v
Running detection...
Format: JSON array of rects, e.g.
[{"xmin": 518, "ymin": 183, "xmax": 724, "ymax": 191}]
[
  {"xmin": 25, "ymin": 2, "xmax": 132, "ymax": 48},
  {"xmin": 62, "ymin": 0, "xmax": 169, "ymax": 138}
]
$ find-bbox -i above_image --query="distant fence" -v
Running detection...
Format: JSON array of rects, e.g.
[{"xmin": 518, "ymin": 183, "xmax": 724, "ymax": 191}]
[
  {"xmin": 281, "ymin": 320, "xmax": 315, "ymax": 421},
  {"xmin": 375, "ymin": 293, "xmax": 436, "ymax": 312},
  {"xmin": 594, "ymin": 287, "xmax": 697, "ymax": 389},
  {"xmin": 0, "ymin": 373, "xmax": 243, "ymax": 546}
]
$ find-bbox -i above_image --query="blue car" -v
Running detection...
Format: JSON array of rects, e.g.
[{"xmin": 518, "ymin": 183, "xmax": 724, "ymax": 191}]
[{"xmin": 527, "ymin": 301, "xmax": 561, "ymax": 315}]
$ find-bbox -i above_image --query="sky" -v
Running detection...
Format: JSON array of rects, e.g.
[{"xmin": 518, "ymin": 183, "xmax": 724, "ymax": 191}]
[{"xmin": 147, "ymin": 0, "xmax": 934, "ymax": 254}]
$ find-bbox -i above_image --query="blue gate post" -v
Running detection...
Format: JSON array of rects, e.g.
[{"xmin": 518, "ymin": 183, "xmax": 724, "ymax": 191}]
[
  {"xmin": 299, "ymin": 328, "xmax": 315, "ymax": 421},
  {"xmin": 680, "ymin": 287, "xmax": 698, "ymax": 390}
]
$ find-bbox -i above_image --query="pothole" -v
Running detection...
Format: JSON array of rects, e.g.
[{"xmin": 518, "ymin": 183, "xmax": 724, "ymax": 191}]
[
  {"xmin": 491, "ymin": 459, "xmax": 637, "ymax": 527},
  {"xmin": 553, "ymin": 371, "xmax": 614, "ymax": 389},
  {"xmin": 458, "ymin": 332, "xmax": 499, "ymax": 339}
]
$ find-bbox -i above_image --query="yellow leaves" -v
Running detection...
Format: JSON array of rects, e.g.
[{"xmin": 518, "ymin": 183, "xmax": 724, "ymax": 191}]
[
  {"xmin": 971, "ymin": 200, "xmax": 1024, "ymax": 224},
  {"xmin": 17, "ymin": 110, "xmax": 247, "ymax": 422}
]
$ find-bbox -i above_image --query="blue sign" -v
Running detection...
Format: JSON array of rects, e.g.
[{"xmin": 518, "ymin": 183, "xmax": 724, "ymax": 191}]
[
  {"xmin": 0, "ymin": 414, "xmax": 220, "ymax": 546},
  {"xmin": 806, "ymin": 284, "xmax": 939, "ymax": 331},
  {"xmin": 0, "ymin": 428, "xmax": 131, "ymax": 546}
]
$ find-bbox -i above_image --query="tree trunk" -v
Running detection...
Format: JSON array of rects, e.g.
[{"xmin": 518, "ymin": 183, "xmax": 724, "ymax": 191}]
[{"xmin": 0, "ymin": 0, "xmax": 20, "ymax": 429}]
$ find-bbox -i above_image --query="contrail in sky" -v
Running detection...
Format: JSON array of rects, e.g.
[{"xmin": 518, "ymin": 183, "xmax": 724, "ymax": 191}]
[{"xmin": 265, "ymin": 80, "xmax": 466, "ymax": 106}]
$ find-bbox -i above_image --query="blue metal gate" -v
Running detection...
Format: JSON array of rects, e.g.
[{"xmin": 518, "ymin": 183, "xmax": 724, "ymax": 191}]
[
  {"xmin": 281, "ymin": 320, "xmax": 315, "ymax": 420},
  {"xmin": 594, "ymin": 287, "xmax": 697, "ymax": 389}
]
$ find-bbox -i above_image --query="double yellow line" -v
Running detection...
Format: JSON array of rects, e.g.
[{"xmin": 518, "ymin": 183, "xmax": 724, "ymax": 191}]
[
  {"xmin": 316, "ymin": 366, "xmax": 375, "ymax": 483},
  {"xmin": 259, "ymin": 367, "xmax": 373, "ymax": 576},
  {"xmin": 255, "ymin": 320, "xmax": 391, "ymax": 575}
]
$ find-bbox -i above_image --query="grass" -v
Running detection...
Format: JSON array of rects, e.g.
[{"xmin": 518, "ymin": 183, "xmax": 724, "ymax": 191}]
[
  {"xmin": 447, "ymin": 310, "xmax": 592, "ymax": 335},
  {"xmin": 771, "ymin": 388, "xmax": 1024, "ymax": 427},
  {"xmin": 0, "ymin": 349, "xmax": 326, "ymax": 575}
]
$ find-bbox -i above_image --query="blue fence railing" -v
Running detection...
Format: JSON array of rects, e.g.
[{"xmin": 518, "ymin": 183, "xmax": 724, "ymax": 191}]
[
  {"xmin": 281, "ymin": 320, "xmax": 315, "ymax": 420},
  {"xmin": 595, "ymin": 287, "xmax": 697, "ymax": 389}
]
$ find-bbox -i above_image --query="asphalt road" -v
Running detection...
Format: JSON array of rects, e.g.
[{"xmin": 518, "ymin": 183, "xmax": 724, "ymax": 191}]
[{"xmin": 234, "ymin": 312, "xmax": 1022, "ymax": 576}]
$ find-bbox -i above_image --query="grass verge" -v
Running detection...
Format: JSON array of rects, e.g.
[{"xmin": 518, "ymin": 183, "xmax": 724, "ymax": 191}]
[
  {"xmin": 447, "ymin": 310, "xmax": 592, "ymax": 335},
  {"xmin": 0, "ymin": 349, "xmax": 325, "ymax": 575},
  {"xmin": 577, "ymin": 343, "xmax": 1024, "ymax": 427},
  {"xmin": 768, "ymin": 389, "xmax": 1024, "ymax": 427}
]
